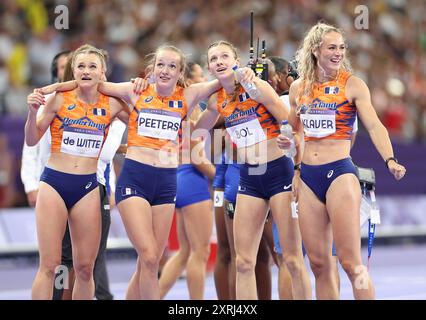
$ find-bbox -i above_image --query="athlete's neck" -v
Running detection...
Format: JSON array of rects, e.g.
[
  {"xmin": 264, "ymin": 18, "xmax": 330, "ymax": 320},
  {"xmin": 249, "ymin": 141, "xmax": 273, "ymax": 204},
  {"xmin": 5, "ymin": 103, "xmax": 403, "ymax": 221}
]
[
  {"xmin": 76, "ymin": 86, "xmax": 99, "ymax": 104},
  {"xmin": 315, "ymin": 62, "xmax": 339, "ymax": 83},
  {"xmin": 221, "ymin": 76, "xmax": 237, "ymax": 95},
  {"xmin": 155, "ymin": 84, "xmax": 176, "ymax": 98}
]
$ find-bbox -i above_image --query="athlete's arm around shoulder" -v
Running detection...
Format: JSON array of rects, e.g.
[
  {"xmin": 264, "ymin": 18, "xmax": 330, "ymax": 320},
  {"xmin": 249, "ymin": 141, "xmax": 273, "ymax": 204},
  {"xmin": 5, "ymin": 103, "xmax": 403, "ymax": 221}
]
[
  {"xmin": 252, "ymin": 78, "xmax": 289, "ymax": 124},
  {"xmin": 194, "ymin": 93, "xmax": 220, "ymax": 131},
  {"xmin": 25, "ymin": 92, "xmax": 63, "ymax": 146},
  {"xmin": 184, "ymin": 79, "xmax": 221, "ymax": 115},
  {"xmin": 109, "ymin": 96, "xmax": 131, "ymax": 124},
  {"xmin": 98, "ymin": 81, "xmax": 140, "ymax": 107}
]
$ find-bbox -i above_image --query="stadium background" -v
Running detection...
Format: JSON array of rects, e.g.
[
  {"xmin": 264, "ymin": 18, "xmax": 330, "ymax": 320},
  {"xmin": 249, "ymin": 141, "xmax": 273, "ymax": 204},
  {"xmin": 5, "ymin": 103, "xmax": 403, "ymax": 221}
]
[{"xmin": 0, "ymin": 0, "xmax": 425, "ymax": 299}]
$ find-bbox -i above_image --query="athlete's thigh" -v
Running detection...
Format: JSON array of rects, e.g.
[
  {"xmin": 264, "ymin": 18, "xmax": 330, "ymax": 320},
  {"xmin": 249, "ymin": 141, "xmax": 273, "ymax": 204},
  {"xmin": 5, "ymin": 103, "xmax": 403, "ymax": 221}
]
[
  {"xmin": 175, "ymin": 209, "xmax": 189, "ymax": 252},
  {"xmin": 117, "ymin": 196, "xmax": 153, "ymax": 250},
  {"xmin": 36, "ymin": 182, "xmax": 69, "ymax": 262},
  {"xmin": 69, "ymin": 187, "xmax": 101, "ymax": 263},
  {"xmin": 297, "ymin": 180, "xmax": 333, "ymax": 261},
  {"xmin": 214, "ymin": 203, "xmax": 230, "ymax": 251},
  {"xmin": 151, "ymin": 203, "xmax": 176, "ymax": 254},
  {"xmin": 233, "ymin": 194, "xmax": 268, "ymax": 259},
  {"xmin": 326, "ymin": 174, "xmax": 362, "ymax": 261},
  {"xmin": 182, "ymin": 200, "xmax": 213, "ymax": 250},
  {"xmin": 269, "ymin": 191, "xmax": 302, "ymax": 254}
]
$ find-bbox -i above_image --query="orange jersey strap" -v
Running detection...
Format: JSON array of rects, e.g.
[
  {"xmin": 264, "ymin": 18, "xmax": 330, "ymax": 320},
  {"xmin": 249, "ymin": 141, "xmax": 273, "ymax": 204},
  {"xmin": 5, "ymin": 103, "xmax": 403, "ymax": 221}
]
[
  {"xmin": 298, "ymin": 70, "xmax": 356, "ymax": 141},
  {"xmin": 216, "ymin": 87, "xmax": 279, "ymax": 148},
  {"xmin": 127, "ymin": 85, "xmax": 188, "ymax": 153},
  {"xmin": 50, "ymin": 89, "xmax": 111, "ymax": 159}
]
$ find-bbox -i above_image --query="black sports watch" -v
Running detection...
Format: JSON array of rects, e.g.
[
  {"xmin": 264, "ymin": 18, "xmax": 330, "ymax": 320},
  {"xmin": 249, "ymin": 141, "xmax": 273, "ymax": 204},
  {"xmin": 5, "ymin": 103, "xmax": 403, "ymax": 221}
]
[{"xmin": 385, "ymin": 157, "xmax": 398, "ymax": 169}]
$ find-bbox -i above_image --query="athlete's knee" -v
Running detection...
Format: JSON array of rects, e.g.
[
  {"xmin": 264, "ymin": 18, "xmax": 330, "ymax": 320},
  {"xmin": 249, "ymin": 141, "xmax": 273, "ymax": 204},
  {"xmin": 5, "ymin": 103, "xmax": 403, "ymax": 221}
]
[
  {"xmin": 339, "ymin": 258, "xmax": 365, "ymax": 282},
  {"xmin": 138, "ymin": 249, "xmax": 160, "ymax": 272},
  {"xmin": 282, "ymin": 253, "xmax": 304, "ymax": 275},
  {"xmin": 73, "ymin": 262, "xmax": 94, "ymax": 282},
  {"xmin": 235, "ymin": 255, "xmax": 255, "ymax": 274},
  {"xmin": 40, "ymin": 259, "xmax": 62, "ymax": 278},
  {"xmin": 190, "ymin": 243, "xmax": 211, "ymax": 263}
]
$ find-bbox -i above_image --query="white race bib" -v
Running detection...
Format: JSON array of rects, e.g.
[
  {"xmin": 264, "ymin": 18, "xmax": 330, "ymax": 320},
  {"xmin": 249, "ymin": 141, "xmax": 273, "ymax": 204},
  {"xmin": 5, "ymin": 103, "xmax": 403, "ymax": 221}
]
[
  {"xmin": 60, "ymin": 127, "xmax": 104, "ymax": 157},
  {"xmin": 225, "ymin": 113, "xmax": 266, "ymax": 148},
  {"xmin": 300, "ymin": 108, "xmax": 336, "ymax": 138},
  {"xmin": 137, "ymin": 108, "xmax": 181, "ymax": 140}
]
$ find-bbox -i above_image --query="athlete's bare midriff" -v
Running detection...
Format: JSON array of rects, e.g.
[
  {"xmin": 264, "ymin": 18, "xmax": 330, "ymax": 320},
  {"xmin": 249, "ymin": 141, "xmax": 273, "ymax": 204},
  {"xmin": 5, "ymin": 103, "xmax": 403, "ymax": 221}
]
[
  {"xmin": 126, "ymin": 146, "xmax": 179, "ymax": 168},
  {"xmin": 303, "ymin": 139, "xmax": 351, "ymax": 165},
  {"xmin": 238, "ymin": 138, "xmax": 284, "ymax": 165},
  {"xmin": 47, "ymin": 152, "xmax": 98, "ymax": 174}
]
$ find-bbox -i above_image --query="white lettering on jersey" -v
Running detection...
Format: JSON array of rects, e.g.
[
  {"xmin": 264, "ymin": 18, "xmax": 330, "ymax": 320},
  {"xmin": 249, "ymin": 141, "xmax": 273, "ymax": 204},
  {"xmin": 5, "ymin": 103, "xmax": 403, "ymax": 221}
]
[{"xmin": 137, "ymin": 108, "xmax": 181, "ymax": 140}]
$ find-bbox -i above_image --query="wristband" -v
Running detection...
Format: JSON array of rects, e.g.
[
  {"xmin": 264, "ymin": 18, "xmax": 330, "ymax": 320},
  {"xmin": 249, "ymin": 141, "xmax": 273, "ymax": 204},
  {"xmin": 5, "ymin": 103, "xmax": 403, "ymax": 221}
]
[{"xmin": 385, "ymin": 157, "xmax": 398, "ymax": 169}]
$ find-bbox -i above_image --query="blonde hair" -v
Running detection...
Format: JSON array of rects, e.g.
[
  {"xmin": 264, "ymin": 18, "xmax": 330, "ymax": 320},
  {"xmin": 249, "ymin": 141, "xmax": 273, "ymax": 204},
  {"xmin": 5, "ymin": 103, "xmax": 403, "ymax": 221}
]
[
  {"xmin": 295, "ymin": 22, "xmax": 352, "ymax": 102},
  {"xmin": 71, "ymin": 44, "xmax": 107, "ymax": 71},
  {"xmin": 207, "ymin": 40, "xmax": 241, "ymax": 102},
  {"xmin": 145, "ymin": 45, "xmax": 187, "ymax": 87}
]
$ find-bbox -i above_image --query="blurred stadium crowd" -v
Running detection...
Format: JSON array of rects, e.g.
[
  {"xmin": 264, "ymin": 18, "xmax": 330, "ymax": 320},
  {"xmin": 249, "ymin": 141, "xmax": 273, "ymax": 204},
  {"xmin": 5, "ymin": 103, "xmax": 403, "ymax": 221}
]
[{"xmin": 0, "ymin": 0, "xmax": 425, "ymax": 207}]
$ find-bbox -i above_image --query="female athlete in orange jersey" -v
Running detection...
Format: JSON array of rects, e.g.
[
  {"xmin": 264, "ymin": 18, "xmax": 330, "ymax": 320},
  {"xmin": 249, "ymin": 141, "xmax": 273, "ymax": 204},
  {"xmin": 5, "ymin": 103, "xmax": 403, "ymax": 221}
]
[
  {"xmin": 196, "ymin": 41, "xmax": 312, "ymax": 300},
  {"xmin": 25, "ymin": 44, "xmax": 129, "ymax": 300},
  {"xmin": 277, "ymin": 22, "xmax": 406, "ymax": 300},
  {"xmin": 78, "ymin": 45, "xmax": 254, "ymax": 300},
  {"xmin": 158, "ymin": 62, "xmax": 216, "ymax": 299}
]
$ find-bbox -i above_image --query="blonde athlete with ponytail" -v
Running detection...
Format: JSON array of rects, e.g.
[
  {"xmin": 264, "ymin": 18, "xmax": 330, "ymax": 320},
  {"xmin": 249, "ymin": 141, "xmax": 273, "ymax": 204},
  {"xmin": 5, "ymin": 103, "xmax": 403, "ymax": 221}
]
[{"xmin": 277, "ymin": 22, "xmax": 406, "ymax": 300}]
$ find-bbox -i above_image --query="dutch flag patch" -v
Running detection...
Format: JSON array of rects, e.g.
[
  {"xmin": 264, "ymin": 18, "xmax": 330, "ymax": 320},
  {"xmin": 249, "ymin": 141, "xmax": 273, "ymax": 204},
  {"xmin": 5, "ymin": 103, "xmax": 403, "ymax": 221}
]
[
  {"xmin": 324, "ymin": 86, "xmax": 339, "ymax": 95},
  {"xmin": 238, "ymin": 92, "xmax": 250, "ymax": 102},
  {"xmin": 93, "ymin": 108, "xmax": 106, "ymax": 116},
  {"xmin": 169, "ymin": 100, "xmax": 183, "ymax": 109}
]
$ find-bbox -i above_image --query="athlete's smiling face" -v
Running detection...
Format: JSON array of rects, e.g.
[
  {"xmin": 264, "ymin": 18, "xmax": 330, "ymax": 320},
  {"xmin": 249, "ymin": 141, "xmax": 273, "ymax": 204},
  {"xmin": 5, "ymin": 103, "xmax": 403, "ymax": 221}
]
[
  {"xmin": 316, "ymin": 31, "xmax": 346, "ymax": 73},
  {"xmin": 73, "ymin": 53, "xmax": 105, "ymax": 88},
  {"xmin": 153, "ymin": 49, "xmax": 183, "ymax": 90},
  {"xmin": 207, "ymin": 44, "xmax": 238, "ymax": 80}
]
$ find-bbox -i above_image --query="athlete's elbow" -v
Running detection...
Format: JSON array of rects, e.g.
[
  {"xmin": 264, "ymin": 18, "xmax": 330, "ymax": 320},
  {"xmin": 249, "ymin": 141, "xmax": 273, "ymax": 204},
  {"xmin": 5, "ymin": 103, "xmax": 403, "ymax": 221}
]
[{"xmin": 25, "ymin": 135, "xmax": 38, "ymax": 147}]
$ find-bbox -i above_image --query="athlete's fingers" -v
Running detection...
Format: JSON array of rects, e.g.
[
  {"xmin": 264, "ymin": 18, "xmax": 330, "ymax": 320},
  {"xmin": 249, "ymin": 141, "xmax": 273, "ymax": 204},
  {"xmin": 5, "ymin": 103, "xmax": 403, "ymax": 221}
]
[
  {"xmin": 240, "ymin": 67, "xmax": 255, "ymax": 83},
  {"xmin": 276, "ymin": 135, "xmax": 291, "ymax": 149},
  {"xmin": 133, "ymin": 77, "xmax": 146, "ymax": 94}
]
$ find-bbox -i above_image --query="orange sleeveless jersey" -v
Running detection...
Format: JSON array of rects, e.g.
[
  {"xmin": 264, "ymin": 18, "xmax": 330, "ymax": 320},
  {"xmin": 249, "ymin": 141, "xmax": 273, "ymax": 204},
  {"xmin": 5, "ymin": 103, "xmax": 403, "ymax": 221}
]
[
  {"xmin": 216, "ymin": 87, "xmax": 280, "ymax": 148},
  {"xmin": 128, "ymin": 85, "xmax": 188, "ymax": 153},
  {"xmin": 298, "ymin": 70, "xmax": 356, "ymax": 141},
  {"xmin": 50, "ymin": 89, "xmax": 111, "ymax": 159}
]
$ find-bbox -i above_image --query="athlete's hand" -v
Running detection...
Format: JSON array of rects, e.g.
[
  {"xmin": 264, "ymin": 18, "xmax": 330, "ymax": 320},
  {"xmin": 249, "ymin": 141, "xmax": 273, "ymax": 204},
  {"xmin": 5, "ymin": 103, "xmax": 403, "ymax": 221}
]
[
  {"xmin": 131, "ymin": 77, "xmax": 149, "ymax": 95},
  {"xmin": 388, "ymin": 161, "xmax": 406, "ymax": 180},
  {"xmin": 27, "ymin": 89, "xmax": 45, "ymax": 112},
  {"xmin": 238, "ymin": 67, "xmax": 256, "ymax": 84},
  {"xmin": 276, "ymin": 134, "xmax": 292, "ymax": 150},
  {"xmin": 26, "ymin": 190, "xmax": 38, "ymax": 207}
]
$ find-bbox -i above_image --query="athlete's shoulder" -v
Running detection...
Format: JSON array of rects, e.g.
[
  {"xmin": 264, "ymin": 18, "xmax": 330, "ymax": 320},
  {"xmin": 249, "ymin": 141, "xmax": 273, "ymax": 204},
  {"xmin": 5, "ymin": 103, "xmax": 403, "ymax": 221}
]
[{"xmin": 346, "ymin": 75, "xmax": 369, "ymax": 94}]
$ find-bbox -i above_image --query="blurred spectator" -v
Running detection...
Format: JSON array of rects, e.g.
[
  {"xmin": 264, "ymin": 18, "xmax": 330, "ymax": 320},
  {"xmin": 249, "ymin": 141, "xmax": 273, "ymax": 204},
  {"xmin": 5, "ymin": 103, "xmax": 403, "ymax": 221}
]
[{"xmin": 0, "ymin": 134, "xmax": 13, "ymax": 208}]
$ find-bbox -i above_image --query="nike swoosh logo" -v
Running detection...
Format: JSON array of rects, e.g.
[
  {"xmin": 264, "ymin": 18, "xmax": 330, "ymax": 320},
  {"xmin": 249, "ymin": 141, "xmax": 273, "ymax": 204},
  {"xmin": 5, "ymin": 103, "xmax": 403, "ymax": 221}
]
[{"xmin": 284, "ymin": 184, "xmax": 292, "ymax": 190}]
